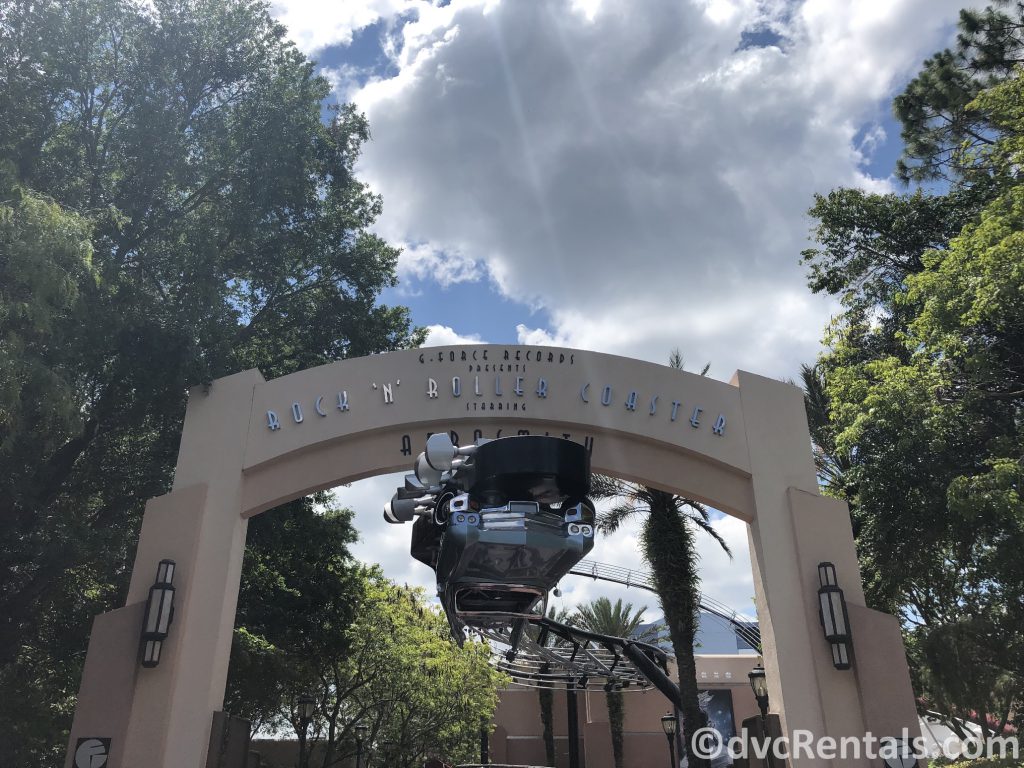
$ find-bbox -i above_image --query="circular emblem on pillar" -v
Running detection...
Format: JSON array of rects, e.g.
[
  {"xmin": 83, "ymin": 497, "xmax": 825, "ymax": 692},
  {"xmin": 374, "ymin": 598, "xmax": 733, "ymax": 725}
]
[
  {"xmin": 74, "ymin": 737, "xmax": 111, "ymax": 768},
  {"xmin": 880, "ymin": 737, "xmax": 918, "ymax": 768}
]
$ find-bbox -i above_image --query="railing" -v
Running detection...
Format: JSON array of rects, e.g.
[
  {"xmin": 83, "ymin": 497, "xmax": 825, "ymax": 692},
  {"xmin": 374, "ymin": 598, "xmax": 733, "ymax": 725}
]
[{"xmin": 566, "ymin": 558, "xmax": 762, "ymax": 652}]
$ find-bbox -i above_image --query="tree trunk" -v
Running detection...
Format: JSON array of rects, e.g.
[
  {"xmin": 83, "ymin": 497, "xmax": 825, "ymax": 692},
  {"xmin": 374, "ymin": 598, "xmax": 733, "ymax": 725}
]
[
  {"xmin": 643, "ymin": 490, "xmax": 709, "ymax": 768},
  {"xmin": 606, "ymin": 689, "xmax": 625, "ymax": 768},
  {"xmin": 539, "ymin": 685, "xmax": 556, "ymax": 766}
]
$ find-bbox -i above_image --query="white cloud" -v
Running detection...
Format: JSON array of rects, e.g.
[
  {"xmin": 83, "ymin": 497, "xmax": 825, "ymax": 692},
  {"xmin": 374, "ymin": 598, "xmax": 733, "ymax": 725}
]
[
  {"xmin": 857, "ymin": 123, "xmax": 888, "ymax": 166},
  {"xmin": 334, "ymin": 0, "xmax": 977, "ymax": 378},
  {"xmin": 423, "ymin": 324, "xmax": 487, "ymax": 346},
  {"xmin": 333, "ymin": 473, "xmax": 440, "ymax": 592},
  {"xmin": 279, "ymin": 0, "xmax": 976, "ymax": 629},
  {"xmin": 322, "ymin": 64, "xmax": 369, "ymax": 104},
  {"xmin": 398, "ymin": 241, "xmax": 485, "ymax": 287},
  {"xmin": 270, "ymin": 0, "xmax": 417, "ymax": 55}
]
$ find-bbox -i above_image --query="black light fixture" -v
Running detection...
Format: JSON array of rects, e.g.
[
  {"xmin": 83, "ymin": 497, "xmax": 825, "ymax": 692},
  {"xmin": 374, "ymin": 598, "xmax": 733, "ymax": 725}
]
[
  {"xmin": 139, "ymin": 559, "xmax": 176, "ymax": 668},
  {"xmin": 817, "ymin": 562, "xmax": 853, "ymax": 670},
  {"xmin": 748, "ymin": 662, "xmax": 769, "ymax": 720},
  {"xmin": 660, "ymin": 712, "xmax": 677, "ymax": 768},
  {"xmin": 749, "ymin": 662, "xmax": 775, "ymax": 768},
  {"xmin": 355, "ymin": 723, "xmax": 369, "ymax": 768},
  {"xmin": 297, "ymin": 693, "xmax": 315, "ymax": 768}
]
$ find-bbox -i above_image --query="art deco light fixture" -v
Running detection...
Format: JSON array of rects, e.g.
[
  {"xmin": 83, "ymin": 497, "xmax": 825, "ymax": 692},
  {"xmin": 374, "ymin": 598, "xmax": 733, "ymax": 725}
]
[
  {"xmin": 139, "ymin": 559, "xmax": 176, "ymax": 668},
  {"xmin": 817, "ymin": 562, "xmax": 853, "ymax": 670}
]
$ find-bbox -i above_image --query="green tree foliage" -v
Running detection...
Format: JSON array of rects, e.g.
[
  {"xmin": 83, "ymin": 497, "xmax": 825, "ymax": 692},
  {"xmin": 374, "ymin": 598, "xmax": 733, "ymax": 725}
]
[
  {"xmin": 802, "ymin": 3, "xmax": 1024, "ymax": 734},
  {"xmin": 571, "ymin": 597, "xmax": 649, "ymax": 768},
  {"xmin": 279, "ymin": 575, "xmax": 505, "ymax": 768},
  {"xmin": 815, "ymin": 180, "xmax": 1024, "ymax": 728},
  {"xmin": 0, "ymin": 0, "xmax": 420, "ymax": 759},
  {"xmin": 224, "ymin": 497, "xmax": 364, "ymax": 733},
  {"xmin": 0, "ymin": 170, "xmax": 100, "ymax": 765},
  {"xmin": 895, "ymin": 0, "xmax": 1024, "ymax": 183}
]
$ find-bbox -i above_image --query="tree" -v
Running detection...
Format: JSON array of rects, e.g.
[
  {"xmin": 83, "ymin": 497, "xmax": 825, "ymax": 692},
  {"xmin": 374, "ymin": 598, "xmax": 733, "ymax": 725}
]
[
  {"xmin": 0, "ymin": 169, "xmax": 99, "ymax": 765},
  {"xmin": 894, "ymin": 0, "xmax": 1024, "ymax": 183},
  {"xmin": 801, "ymin": 5, "xmax": 1024, "ymax": 733},
  {"xmin": 224, "ymin": 496, "xmax": 364, "ymax": 734},
  {"xmin": 813, "ymin": 181, "xmax": 1024, "ymax": 727},
  {"xmin": 290, "ymin": 575, "xmax": 505, "ymax": 768},
  {"xmin": 593, "ymin": 350, "xmax": 732, "ymax": 768},
  {"xmin": 0, "ymin": 0, "xmax": 421, "ymax": 758},
  {"xmin": 571, "ymin": 597, "xmax": 649, "ymax": 768}
]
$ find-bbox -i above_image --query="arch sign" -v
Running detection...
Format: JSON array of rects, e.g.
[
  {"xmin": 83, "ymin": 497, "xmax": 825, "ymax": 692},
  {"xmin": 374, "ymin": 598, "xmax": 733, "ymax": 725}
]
[{"xmin": 64, "ymin": 346, "xmax": 918, "ymax": 768}]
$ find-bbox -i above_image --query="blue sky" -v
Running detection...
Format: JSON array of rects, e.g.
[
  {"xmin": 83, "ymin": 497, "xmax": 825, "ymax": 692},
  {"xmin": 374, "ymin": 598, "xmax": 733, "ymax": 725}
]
[{"xmin": 269, "ymin": 0, "xmax": 974, "ymax": 615}]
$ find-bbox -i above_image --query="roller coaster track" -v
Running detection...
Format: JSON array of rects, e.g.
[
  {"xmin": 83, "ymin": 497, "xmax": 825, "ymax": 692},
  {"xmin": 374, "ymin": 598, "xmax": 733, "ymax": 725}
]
[{"xmin": 566, "ymin": 558, "xmax": 762, "ymax": 652}]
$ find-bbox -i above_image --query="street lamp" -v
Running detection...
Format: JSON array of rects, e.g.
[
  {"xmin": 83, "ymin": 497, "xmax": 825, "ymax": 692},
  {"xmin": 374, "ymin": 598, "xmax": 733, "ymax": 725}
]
[
  {"xmin": 748, "ymin": 663, "xmax": 769, "ymax": 721},
  {"xmin": 355, "ymin": 723, "xmax": 369, "ymax": 768},
  {"xmin": 817, "ymin": 562, "xmax": 853, "ymax": 669},
  {"xmin": 748, "ymin": 663, "xmax": 773, "ymax": 768},
  {"xmin": 661, "ymin": 712, "xmax": 678, "ymax": 768},
  {"xmin": 297, "ymin": 693, "xmax": 314, "ymax": 768},
  {"xmin": 139, "ymin": 559, "xmax": 176, "ymax": 667}
]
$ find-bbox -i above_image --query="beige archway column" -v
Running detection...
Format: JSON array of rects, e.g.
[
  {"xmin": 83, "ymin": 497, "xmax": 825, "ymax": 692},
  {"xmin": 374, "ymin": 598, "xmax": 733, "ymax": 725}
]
[
  {"xmin": 123, "ymin": 370, "xmax": 260, "ymax": 767},
  {"xmin": 64, "ymin": 371, "xmax": 261, "ymax": 768},
  {"xmin": 737, "ymin": 370, "xmax": 918, "ymax": 767}
]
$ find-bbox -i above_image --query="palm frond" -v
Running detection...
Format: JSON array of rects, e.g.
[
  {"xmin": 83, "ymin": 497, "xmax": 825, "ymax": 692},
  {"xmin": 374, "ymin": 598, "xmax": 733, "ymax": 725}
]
[
  {"xmin": 597, "ymin": 503, "xmax": 643, "ymax": 534},
  {"xmin": 589, "ymin": 473, "xmax": 626, "ymax": 500},
  {"xmin": 681, "ymin": 498, "xmax": 711, "ymax": 524},
  {"xmin": 572, "ymin": 597, "xmax": 649, "ymax": 637},
  {"xmin": 685, "ymin": 513, "xmax": 732, "ymax": 558}
]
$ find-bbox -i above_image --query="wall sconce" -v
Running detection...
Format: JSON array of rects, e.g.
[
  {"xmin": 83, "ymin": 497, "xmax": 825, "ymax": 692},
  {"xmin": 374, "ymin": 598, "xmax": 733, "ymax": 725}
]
[
  {"xmin": 140, "ymin": 559, "xmax": 176, "ymax": 667},
  {"xmin": 817, "ymin": 562, "xmax": 852, "ymax": 670}
]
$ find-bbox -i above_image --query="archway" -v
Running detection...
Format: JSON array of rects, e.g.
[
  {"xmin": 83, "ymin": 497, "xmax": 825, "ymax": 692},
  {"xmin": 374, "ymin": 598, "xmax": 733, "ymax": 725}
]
[{"xmin": 64, "ymin": 345, "xmax": 918, "ymax": 768}]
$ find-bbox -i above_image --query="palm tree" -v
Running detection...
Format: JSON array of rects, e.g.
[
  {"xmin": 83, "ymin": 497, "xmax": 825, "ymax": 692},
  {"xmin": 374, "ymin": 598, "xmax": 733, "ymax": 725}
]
[
  {"xmin": 590, "ymin": 347, "xmax": 732, "ymax": 768},
  {"xmin": 798, "ymin": 362, "xmax": 852, "ymax": 496},
  {"xmin": 571, "ymin": 597, "xmax": 650, "ymax": 768}
]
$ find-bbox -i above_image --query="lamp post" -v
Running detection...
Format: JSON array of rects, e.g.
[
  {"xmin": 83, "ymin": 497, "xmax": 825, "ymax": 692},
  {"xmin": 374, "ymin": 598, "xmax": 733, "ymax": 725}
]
[
  {"xmin": 661, "ymin": 711, "xmax": 678, "ymax": 768},
  {"xmin": 748, "ymin": 664, "xmax": 769, "ymax": 721},
  {"xmin": 355, "ymin": 723, "xmax": 369, "ymax": 768},
  {"xmin": 297, "ymin": 693, "xmax": 314, "ymax": 768},
  {"xmin": 748, "ymin": 663, "xmax": 773, "ymax": 768}
]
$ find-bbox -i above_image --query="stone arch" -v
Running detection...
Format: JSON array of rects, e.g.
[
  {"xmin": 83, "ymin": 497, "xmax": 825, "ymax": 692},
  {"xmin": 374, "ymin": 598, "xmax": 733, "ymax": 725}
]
[{"xmin": 64, "ymin": 346, "xmax": 919, "ymax": 768}]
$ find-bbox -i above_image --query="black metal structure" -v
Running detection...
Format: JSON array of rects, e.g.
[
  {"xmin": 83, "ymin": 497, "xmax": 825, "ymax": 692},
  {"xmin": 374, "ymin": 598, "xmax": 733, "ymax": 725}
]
[
  {"xmin": 566, "ymin": 682, "xmax": 581, "ymax": 768},
  {"xmin": 567, "ymin": 558, "xmax": 762, "ymax": 652},
  {"xmin": 479, "ymin": 614, "xmax": 682, "ymax": 708}
]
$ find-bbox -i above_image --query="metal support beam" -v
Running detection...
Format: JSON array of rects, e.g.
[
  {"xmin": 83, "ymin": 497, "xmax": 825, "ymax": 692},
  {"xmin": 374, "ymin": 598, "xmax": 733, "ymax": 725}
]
[{"xmin": 566, "ymin": 682, "xmax": 581, "ymax": 768}]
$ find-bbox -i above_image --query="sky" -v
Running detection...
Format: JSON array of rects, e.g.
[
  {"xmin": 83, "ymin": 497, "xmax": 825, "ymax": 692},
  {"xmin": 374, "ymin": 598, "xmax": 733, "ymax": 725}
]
[{"xmin": 268, "ymin": 0, "xmax": 974, "ymax": 623}]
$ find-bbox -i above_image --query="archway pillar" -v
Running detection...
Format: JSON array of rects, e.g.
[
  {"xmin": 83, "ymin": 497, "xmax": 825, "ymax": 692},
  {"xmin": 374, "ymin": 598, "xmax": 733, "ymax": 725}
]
[
  {"xmin": 737, "ymin": 371, "xmax": 917, "ymax": 767},
  {"xmin": 65, "ymin": 371, "xmax": 260, "ymax": 768}
]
